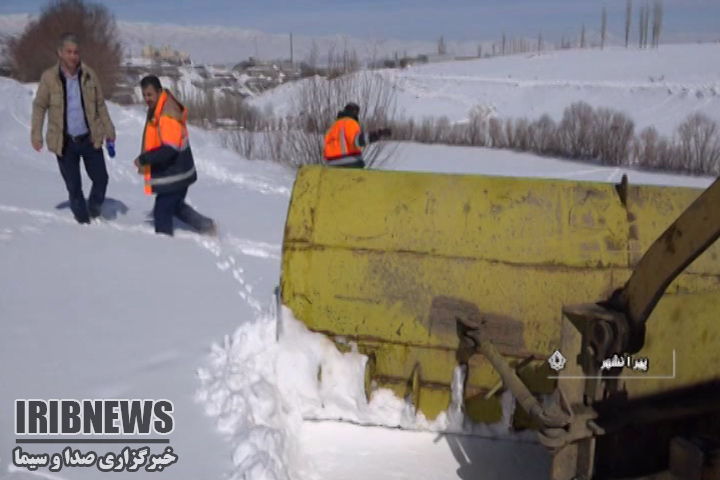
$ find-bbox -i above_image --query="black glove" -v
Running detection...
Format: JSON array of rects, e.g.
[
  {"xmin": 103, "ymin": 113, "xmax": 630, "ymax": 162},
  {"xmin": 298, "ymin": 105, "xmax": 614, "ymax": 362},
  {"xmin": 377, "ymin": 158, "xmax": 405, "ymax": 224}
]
[{"xmin": 368, "ymin": 128, "xmax": 392, "ymax": 143}]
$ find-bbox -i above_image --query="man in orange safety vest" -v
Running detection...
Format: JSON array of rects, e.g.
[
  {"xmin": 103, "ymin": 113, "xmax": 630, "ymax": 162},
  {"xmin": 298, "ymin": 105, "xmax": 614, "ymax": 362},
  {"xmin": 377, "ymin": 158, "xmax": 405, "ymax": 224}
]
[
  {"xmin": 134, "ymin": 75, "xmax": 217, "ymax": 237},
  {"xmin": 323, "ymin": 102, "xmax": 391, "ymax": 168}
]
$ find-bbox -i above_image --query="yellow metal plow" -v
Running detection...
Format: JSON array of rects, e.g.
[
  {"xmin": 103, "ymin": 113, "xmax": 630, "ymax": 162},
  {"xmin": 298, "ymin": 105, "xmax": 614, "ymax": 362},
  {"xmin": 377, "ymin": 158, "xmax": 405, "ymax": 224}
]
[{"xmin": 274, "ymin": 164, "xmax": 720, "ymax": 478}]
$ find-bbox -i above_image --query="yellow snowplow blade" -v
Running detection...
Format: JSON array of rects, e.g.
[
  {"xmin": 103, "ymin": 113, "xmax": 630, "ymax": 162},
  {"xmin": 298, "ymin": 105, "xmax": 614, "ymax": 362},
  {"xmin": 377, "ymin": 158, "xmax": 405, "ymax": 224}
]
[{"xmin": 278, "ymin": 165, "xmax": 720, "ymax": 426}]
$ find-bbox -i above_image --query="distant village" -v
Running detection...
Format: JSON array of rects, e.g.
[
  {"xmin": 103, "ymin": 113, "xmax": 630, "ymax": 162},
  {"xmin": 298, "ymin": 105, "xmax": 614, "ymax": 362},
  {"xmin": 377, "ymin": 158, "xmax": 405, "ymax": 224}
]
[
  {"xmin": 114, "ymin": 43, "xmax": 315, "ymax": 105},
  {"xmin": 111, "ymin": 41, "xmax": 459, "ymax": 106}
]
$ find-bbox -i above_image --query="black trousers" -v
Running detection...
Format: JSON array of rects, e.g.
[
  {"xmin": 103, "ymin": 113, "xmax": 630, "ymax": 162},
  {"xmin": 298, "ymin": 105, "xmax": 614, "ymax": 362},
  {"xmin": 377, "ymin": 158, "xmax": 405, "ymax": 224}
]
[
  {"xmin": 153, "ymin": 186, "xmax": 214, "ymax": 236},
  {"xmin": 56, "ymin": 135, "xmax": 109, "ymax": 224}
]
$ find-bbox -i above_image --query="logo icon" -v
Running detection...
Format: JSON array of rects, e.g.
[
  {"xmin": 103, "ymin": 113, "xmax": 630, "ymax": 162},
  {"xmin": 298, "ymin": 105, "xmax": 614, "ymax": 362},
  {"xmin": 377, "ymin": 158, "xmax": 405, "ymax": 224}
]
[{"xmin": 547, "ymin": 350, "xmax": 567, "ymax": 372}]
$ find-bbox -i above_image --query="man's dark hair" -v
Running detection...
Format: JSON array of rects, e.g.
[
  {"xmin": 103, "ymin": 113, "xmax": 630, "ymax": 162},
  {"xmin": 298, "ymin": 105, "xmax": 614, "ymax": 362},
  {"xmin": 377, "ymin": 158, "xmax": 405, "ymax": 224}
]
[
  {"xmin": 58, "ymin": 32, "xmax": 79, "ymax": 50},
  {"xmin": 140, "ymin": 75, "xmax": 162, "ymax": 91}
]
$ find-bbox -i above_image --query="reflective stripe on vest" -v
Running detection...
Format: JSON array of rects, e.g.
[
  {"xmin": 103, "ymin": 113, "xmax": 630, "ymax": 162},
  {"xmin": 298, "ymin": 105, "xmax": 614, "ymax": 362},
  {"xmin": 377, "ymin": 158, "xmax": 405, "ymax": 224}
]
[{"xmin": 147, "ymin": 166, "xmax": 196, "ymax": 185}]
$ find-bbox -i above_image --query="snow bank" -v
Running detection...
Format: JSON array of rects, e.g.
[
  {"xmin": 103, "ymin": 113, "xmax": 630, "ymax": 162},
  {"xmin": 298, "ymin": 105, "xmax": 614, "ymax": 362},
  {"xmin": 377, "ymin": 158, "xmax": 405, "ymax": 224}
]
[
  {"xmin": 195, "ymin": 310, "xmax": 310, "ymax": 480},
  {"xmin": 273, "ymin": 307, "xmax": 525, "ymax": 436},
  {"xmin": 195, "ymin": 303, "xmax": 537, "ymax": 480}
]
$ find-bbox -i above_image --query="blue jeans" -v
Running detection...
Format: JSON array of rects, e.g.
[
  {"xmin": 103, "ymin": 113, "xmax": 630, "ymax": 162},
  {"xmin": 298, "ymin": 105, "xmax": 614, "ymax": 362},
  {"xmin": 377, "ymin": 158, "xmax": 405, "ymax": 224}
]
[
  {"xmin": 153, "ymin": 186, "xmax": 214, "ymax": 236},
  {"xmin": 56, "ymin": 135, "xmax": 109, "ymax": 224}
]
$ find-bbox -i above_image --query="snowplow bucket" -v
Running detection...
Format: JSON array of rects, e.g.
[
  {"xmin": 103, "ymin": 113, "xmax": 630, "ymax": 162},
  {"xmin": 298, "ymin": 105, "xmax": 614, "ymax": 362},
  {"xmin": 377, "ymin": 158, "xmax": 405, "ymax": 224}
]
[{"xmin": 278, "ymin": 165, "xmax": 720, "ymax": 427}]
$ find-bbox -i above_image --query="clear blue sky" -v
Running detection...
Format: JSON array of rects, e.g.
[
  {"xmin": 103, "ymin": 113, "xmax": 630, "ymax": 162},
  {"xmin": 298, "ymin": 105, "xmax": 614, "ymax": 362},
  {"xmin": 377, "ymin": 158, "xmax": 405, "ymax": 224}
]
[{"xmin": 1, "ymin": 0, "xmax": 718, "ymax": 42}]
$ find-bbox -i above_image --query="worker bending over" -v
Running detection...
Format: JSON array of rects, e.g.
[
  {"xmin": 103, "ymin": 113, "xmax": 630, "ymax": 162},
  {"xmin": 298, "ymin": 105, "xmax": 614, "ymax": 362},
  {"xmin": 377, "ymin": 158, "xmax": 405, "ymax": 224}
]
[{"xmin": 323, "ymin": 102, "xmax": 391, "ymax": 168}]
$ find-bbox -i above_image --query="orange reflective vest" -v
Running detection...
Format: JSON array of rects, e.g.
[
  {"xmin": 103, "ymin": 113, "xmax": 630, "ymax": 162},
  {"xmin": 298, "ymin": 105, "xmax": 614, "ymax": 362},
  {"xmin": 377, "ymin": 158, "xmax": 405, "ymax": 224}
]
[
  {"xmin": 139, "ymin": 89, "xmax": 195, "ymax": 195},
  {"xmin": 323, "ymin": 117, "xmax": 363, "ymax": 164}
]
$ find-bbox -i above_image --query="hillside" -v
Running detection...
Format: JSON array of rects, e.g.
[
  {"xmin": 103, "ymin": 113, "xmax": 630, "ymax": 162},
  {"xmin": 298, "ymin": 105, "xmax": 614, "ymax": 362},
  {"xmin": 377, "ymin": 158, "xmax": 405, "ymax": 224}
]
[{"xmin": 251, "ymin": 42, "xmax": 720, "ymax": 136}]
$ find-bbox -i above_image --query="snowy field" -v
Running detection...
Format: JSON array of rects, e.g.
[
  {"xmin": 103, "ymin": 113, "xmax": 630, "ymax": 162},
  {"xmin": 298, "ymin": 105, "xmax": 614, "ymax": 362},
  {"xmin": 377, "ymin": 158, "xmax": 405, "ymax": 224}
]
[
  {"xmin": 251, "ymin": 43, "xmax": 720, "ymax": 137},
  {"xmin": 1, "ymin": 40, "xmax": 719, "ymax": 480}
]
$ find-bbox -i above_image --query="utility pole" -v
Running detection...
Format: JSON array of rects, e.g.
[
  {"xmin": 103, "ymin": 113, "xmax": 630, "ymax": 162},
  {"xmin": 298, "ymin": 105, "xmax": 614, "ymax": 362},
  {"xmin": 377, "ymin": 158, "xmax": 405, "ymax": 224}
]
[{"xmin": 289, "ymin": 32, "xmax": 294, "ymax": 66}]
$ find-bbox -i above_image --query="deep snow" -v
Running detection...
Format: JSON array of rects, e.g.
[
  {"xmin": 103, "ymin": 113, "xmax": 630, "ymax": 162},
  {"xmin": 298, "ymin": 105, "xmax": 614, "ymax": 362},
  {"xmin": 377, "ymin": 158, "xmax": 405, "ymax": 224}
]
[
  {"xmin": 0, "ymin": 76, "xmax": 556, "ymax": 480},
  {"xmin": 1, "ymin": 41, "xmax": 719, "ymax": 480}
]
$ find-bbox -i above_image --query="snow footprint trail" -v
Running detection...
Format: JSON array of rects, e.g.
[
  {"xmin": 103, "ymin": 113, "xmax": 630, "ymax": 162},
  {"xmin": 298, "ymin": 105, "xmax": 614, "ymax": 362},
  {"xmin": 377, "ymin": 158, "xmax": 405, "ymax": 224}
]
[
  {"xmin": 0, "ymin": 203, "xmax": 271, "ymax": 313},
  {"xmin": 1, "ymin": 204, "xmax": 300, "ymax": 480},
  {"xmin": 205, "ymin": 241, "xmax": 264, "ymax": 313}
]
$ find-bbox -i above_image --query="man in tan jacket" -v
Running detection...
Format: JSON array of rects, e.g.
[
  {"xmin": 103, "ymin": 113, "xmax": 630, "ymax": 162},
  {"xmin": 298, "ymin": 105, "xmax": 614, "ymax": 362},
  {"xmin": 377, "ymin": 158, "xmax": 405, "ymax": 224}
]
[{"xmin": 31, "ymin": 32, "xmax": 116, "ymax": 224}]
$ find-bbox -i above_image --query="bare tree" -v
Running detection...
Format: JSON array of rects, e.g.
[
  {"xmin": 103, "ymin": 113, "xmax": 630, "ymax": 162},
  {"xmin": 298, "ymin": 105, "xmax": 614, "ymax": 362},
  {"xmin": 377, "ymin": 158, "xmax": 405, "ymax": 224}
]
[
  {"xmin": 652, "ymin": 0, "xmax": 663, "ymax": 48},
  {"xmin": 389, "ymin": 104, "xmax": 720, "ymax": 177},
  {"xmin": 7, "ymin": 0, "xmax": 123, "ymax": 96},
  {"xmin": 651, "ymin": 2, "xmax": 657, "ymax": 47},
  {"xmin": 287, "ymin": 65, "xmax": 397, "ymax": 167},
  {"xmin": 626, "ymin": 0, "xmax": 632, "ymax": 47},
  {"xmin": 601, "ymin": 7, "xmax": 607, "ymax": 49},
  {"xmin": 638, "ymin": 3, "xmax": 645, "ymax": 47},
  {"xmin": 646, "ymin": 2, "xmax": 652, "ymax": 47},
  {"xmin": 289, "ymin": 32, "xmax": 294, "ymax": 66},
  {"xmin": 581, "ymin": 25, "xmax": 586, "ymax": 48},
  {"xmin": 640, "ymin": 2, "xmax": 651, "ymax": 48},
  {"xmin": 677, "ymin": 113, "xmax": 720, "ymax": 174},
  {"xmin": 437, "ymin": 36, "xmax": 446, "ymax": 55},
  {"xmin": 0, "ymin": 33, "xmax": 12, "ymax": 75}
]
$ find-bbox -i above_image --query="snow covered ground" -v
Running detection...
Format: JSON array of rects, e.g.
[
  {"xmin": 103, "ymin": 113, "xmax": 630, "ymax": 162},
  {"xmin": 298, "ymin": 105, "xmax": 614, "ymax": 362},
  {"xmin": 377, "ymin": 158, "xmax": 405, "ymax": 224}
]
[
  {"xmin": 1, "ymin": 41, "xmax": 719, "ymax": 480},
  {"xmin": 251, "ymin": 43, "xmax": 720, "ymax": 137},
  {"xmin": 0, "ymin": 75, "xmax": 557, "ymax": 480}
]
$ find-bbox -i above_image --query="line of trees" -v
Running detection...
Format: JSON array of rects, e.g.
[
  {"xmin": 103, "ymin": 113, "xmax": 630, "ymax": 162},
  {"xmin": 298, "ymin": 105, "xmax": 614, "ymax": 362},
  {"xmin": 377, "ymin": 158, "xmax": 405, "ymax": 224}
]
[
  {"xmin": 204, "ymin": 72, "xmax": 720, "ymax": 176},
  {"xmin": 626, "ymin": 0, "xmax": 664, "ymax": 48},
  {"xmin": 430, "ymin": 0, "xmax": 665, "ymax": 60},
  {"xmin": 581, "ymin": 0, "xmax": 664, "ymax": 50}
]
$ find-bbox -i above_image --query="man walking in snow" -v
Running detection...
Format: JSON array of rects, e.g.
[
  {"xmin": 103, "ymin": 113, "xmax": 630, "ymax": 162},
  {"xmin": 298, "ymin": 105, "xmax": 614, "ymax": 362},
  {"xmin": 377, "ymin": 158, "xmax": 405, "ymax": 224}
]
[
  {"xmin": 323, "ymin": 102, "xmax": 391, "ymax": 168},
  {"xmin": 134, "ymin": 75, "xmax": 217, "ymax": 237},
  {"xmin": 31, "ymin": 32, "xmax": 116, "ymax": 224}
]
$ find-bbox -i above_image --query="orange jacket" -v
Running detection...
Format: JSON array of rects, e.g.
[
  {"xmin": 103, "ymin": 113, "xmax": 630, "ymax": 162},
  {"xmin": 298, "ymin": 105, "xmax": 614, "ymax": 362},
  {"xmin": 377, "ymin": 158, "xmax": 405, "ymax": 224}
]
[
  {"xmin": 138, "ymin": 89, "xmax": 197, "ymax": 195},
  {"xmin": 323, "ymin": 116, "xmax": 365, "ymax": 164}
]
